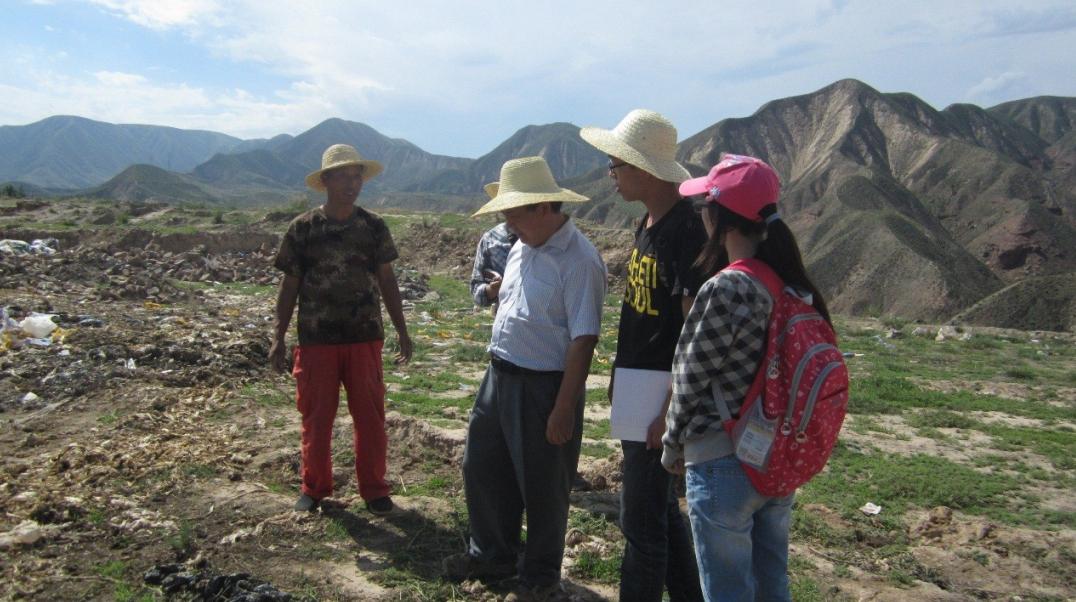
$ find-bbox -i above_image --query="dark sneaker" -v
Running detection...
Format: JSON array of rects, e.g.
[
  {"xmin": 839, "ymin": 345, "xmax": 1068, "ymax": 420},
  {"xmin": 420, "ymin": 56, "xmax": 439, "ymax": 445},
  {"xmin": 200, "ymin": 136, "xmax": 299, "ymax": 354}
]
[
  {"xmin": 503, "ymin": 581, "xmax": 564, "ymax": 601},
  {"xmin": 365, "ymin": 496, "xmax": 394, "ymax": 516},
  {"xmin": 442, "ymin": 552, "xmax": 516, "ymax": 582},
  {"xmin": 294, "ymin": 494, "xmax": 320, "ymax": 512}
]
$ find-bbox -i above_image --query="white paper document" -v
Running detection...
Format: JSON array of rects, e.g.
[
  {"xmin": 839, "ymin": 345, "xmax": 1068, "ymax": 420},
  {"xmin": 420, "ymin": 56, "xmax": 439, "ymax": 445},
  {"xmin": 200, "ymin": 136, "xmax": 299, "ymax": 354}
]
[{"xmin": 609, "ymin": 368, "xmax": 672, "ymax": 442}]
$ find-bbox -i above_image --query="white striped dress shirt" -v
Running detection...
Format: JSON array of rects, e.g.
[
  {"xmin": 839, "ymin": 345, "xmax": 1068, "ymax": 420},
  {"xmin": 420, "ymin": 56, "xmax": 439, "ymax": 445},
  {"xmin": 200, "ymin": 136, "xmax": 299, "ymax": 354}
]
[{"xmin": 488, "ymin": 218, "xmax": 607, "ymax": 371}]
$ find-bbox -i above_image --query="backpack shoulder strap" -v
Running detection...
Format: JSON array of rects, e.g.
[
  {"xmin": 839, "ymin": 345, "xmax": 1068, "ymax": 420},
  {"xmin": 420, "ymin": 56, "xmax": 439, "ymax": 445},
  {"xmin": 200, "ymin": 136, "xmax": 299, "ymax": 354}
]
[
  {"xmin": 724, "ymin": 258, "xmax": 784, "ymax": 300},
  {"xmin": 712, "ymin": 258, "xmax": 782, "ymax": 422}
]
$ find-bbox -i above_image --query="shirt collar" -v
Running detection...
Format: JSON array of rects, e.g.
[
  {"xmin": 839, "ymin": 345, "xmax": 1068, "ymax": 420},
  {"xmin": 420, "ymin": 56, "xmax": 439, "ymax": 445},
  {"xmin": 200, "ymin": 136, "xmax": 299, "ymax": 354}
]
[{"xmin": 538, "ymin": 216, "xmax": 575, "ymax": 251}]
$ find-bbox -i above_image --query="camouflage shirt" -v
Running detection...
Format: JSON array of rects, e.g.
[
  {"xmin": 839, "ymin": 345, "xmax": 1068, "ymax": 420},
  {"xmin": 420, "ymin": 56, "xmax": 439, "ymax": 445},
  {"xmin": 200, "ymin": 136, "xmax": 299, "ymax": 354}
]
[{"xmin": 274, "ymin": 206, "xmax": 399, "ymax": 345}]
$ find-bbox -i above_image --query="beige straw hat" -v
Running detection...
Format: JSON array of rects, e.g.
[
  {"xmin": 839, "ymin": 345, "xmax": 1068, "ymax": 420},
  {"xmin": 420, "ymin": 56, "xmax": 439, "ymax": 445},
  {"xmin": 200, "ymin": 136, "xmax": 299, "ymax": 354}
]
[
  {"xmin": 472, "ymin": 157, "xmax": 588, "ymax": 217},
  {"xmin": 305, "ymin": 144, "xmax": 384, "ymax": 191},
  {"xmin": 483, "ymin": 181, "xmax": 499, "ymax": 199},
  {"xmin": 579, "ymin": 109, "xmax": 691, "ymax": 183}
]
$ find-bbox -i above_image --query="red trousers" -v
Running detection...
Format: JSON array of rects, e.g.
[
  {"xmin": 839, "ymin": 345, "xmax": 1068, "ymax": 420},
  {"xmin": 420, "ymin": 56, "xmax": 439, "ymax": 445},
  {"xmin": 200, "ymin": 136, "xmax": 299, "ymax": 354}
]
[{"xmin": 292, "ymin": 341, "xmax": 390, "ymax": 501}]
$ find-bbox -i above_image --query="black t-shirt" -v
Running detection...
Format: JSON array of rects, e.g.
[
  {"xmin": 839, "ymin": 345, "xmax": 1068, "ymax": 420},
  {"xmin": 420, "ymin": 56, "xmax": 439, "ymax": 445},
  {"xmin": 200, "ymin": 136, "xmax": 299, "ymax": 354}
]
[{"xmin": 614, "ymin": 199, "xmax": 708, "ymax": 371}]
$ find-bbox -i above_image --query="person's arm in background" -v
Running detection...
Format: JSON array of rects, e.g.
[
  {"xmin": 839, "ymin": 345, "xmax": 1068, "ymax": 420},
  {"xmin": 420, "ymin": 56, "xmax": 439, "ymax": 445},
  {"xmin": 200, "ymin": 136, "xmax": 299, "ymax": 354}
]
[{"xmin": 469, "ymin": 233, "xmax": 498, "ymax": 306}]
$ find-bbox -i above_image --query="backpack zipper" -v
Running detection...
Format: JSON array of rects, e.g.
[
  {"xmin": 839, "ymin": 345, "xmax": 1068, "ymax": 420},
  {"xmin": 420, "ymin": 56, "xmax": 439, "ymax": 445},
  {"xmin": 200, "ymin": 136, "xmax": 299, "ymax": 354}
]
[
  {"xmin": 783, "ymin": 343, "xmax": 838, "ymax": 434},
  {"xmin": 796, "ymin": 360, "xmax": 846, "ymax": 441}
]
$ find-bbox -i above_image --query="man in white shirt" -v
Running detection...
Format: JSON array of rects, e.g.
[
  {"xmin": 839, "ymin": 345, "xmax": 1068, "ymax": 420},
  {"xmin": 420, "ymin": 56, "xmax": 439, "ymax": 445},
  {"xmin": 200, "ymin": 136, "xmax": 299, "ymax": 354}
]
[{"xmin": 444, "ymin": 157, "xmax": 607, "ymax": 602}]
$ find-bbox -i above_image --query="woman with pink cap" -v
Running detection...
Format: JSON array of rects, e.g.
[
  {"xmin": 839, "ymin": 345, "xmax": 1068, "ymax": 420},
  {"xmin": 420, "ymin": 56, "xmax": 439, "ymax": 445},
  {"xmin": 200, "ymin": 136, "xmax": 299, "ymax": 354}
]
[{"xmin": 661, "ymin": 154, "xmax": 831, "ymax": 601}]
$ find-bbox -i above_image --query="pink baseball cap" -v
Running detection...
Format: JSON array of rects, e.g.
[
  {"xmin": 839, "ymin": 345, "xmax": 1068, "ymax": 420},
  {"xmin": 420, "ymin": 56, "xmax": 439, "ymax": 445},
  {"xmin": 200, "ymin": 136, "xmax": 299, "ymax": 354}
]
[{"xmin": 679, "ymin": 154, "xmax": 781, "ymax": 222}]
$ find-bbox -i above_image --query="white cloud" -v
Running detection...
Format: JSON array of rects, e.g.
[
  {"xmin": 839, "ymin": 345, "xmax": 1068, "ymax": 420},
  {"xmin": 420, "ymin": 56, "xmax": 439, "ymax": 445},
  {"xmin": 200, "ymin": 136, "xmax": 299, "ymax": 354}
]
[
  {"xmin": 965, "ymin": 72, "xmax": 1027, "ymax": 103},
  {"xmin": 6, "ymin": 0, "xmax": 1076, "ymax": 155},
  {"xmin": 85, "ymin": 0, "xmax": 221, "ymax": 30},
  {"xmin": 94, "ymin": 70, "xmax": 148, "ymax": 86}
]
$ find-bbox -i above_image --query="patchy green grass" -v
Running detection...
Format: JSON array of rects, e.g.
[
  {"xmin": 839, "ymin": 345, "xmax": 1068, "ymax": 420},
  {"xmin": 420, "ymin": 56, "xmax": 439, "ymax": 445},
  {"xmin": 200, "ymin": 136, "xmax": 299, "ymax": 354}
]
[
  {"xmin": 583, "ymin": 419, "xmax": 611, "ymax": 440},
  {"xmin": 580, "ymin": 442, "xmax": 614, "ymax": 459},
  {"xmin": 240, "ymin": 382, "xmax": 290, "ymax": 407},
  {"xmin": 850, "ymin": 374, "xmax": 1071, "ymax": 421},
  {"xmin": 798, "ymin": 441, "xmax": 1062, "ymax": 527}
]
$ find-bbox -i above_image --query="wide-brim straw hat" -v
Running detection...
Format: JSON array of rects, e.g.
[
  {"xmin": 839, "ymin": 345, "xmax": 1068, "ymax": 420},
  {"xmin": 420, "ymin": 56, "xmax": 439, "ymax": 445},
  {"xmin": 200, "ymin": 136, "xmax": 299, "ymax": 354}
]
[
  {"xmin": 580, "ymin": 109, "xmax": 691, "ymax": 183},
  {"xmin": 483, "ymin": 181, "xmax": 499, "ymax": 199},
  {"xmin": 472, "ymin": 157, "xmax": 588, "ymax": 217},
  {"xmin": 305, "ymin": 144, "xmax": 384, "ymax": 191}
]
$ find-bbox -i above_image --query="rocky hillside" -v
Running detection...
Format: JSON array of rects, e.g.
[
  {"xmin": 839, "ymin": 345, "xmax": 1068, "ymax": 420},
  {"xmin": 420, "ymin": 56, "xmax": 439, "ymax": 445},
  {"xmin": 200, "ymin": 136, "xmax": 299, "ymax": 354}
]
[
  {"xmin": 4, "ymin": 82, "xmax": 1074, "ymax": 328},
  {"xmin": 0, "ymin": 116, "xmax": 242, "ymax": 189},
  {"xmin": 413, "ymin": 123, "xmax": 608, "ymax": 194}
]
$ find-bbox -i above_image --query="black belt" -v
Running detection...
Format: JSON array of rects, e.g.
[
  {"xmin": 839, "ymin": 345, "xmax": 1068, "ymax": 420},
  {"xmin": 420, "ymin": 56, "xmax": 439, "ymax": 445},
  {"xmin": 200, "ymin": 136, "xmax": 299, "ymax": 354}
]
[{"xmin": 490, "ymin": 354, "xmax": 563, "ymax": 377}]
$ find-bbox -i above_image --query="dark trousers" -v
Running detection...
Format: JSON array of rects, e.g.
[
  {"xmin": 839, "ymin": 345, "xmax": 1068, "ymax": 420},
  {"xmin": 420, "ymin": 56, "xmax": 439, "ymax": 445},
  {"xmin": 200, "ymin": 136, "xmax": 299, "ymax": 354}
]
[
  {"xmin": 462, "ymin": 362, "xmax": 584, "ymax": 587},
  {"xmin": 619, "ymin": 441, "xmax": 704, "ymax": 602}
]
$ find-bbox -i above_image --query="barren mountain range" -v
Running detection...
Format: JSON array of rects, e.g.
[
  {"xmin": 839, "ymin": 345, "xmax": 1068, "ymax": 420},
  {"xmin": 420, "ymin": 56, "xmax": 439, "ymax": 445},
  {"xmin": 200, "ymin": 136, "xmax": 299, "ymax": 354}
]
[{"xmin": 2, "ymin": 79, "xmax": 1073, "ymax": 330}]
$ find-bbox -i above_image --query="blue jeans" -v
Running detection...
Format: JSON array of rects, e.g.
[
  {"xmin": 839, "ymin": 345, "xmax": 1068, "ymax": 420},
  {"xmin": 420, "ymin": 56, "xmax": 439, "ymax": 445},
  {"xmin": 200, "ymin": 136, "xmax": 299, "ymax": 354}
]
[
  {"xmin": 619, "ymin": 442, "xmax": 703, "ymax": 602},
  {"xmin": 685, "ymin": 455, "xmax": 794, "ymax": 602}
]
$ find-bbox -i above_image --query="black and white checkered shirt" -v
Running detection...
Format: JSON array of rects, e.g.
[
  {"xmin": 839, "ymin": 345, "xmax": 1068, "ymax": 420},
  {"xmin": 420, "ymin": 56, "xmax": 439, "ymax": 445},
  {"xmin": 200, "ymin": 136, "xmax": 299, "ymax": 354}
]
[{"xmin": 662, "ymin": 270, "xmax": 772, "ymax": 466}]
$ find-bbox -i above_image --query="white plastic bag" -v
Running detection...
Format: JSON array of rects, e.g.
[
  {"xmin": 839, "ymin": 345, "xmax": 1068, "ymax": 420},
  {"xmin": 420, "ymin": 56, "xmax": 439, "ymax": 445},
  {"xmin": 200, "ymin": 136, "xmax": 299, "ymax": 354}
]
[{"xmin": 19, "ymin": 314, "xmax": 58, "ymax": 338}]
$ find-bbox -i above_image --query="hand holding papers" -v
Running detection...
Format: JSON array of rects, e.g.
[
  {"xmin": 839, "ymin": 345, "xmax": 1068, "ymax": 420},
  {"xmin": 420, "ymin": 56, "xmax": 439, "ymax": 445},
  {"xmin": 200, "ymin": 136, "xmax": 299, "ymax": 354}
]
[{"xmin": 610, "ymin": 368, "xmax": 672, "ymax": 442}]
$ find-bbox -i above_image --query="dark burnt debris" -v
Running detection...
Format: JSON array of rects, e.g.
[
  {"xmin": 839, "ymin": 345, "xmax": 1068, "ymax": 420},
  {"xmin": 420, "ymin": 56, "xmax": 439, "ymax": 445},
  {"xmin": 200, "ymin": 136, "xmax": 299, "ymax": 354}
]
[{"xmin": 144, "ymin": 562, "xmax": 293, "ymax": 601}]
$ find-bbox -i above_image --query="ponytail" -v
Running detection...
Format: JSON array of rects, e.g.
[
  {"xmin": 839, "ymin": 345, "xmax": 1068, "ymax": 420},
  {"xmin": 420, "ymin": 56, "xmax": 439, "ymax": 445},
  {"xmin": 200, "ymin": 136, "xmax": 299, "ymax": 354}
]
[{"xmin": 695, "ymin": 203, "xmax": 831, "ymax": 324}]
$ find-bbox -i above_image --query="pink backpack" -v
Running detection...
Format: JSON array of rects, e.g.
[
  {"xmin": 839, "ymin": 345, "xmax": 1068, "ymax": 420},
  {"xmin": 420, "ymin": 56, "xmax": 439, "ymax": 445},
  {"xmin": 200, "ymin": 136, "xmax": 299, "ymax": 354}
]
[{"xmin": 715, "ymin": 258, "xmax": 849, "ymax": 497}]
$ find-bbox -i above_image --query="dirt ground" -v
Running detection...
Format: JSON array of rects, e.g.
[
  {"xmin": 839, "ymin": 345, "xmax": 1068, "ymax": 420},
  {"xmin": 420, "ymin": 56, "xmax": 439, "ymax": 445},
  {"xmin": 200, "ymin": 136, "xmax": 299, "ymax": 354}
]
[{"xmin": 1, "ymin": 202, "xmax": 1073, "ymax": 601}]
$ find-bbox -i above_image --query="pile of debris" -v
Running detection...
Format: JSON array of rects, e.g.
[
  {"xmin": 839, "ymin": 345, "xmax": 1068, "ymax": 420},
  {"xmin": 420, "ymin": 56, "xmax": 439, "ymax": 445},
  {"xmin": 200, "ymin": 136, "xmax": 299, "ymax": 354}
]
[
  {"xmin": 0, "ymin": 237, "xmax": 58, "ymax": 256},
  {"xmin": 144, "ymin": 563, "xmax": 293, "ymax": 601},
  {"xmin": 0, "ymin": 241, "xmax": 281, "ymax": 304}
]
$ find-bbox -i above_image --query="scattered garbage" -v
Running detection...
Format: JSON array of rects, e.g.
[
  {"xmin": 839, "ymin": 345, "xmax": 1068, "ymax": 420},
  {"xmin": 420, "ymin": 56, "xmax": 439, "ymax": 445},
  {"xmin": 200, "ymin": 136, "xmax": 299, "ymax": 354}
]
[
  {"xmin": 17, "ymin": 312, "xmax": 57, "ymax": 336},
  {"xmin": 860, "ymin": 502, "xmax": 882, "ymax": 515},
  {"xmin": 143, "ymin": 563, "xmax": 293, "ymax": 601},
  {"xmin": 0, "ymin": 238, "xmax": 57, "ymax": 255},
  {"xmin": 0, "ymin": 520, "xmax": 62, "ymax": 549},
  {"xmin": 872, "ymin": 334, "xmax": 896, "ymax": 350},
  {"xmin": 0, "ymin": 239, "xmax": 31, "ymax": 254},
  {"xmin": 30, "ymin": 238, "xmax": 59, "ymax": 255},
  {"xmin": 935, "ymin": 326, "xmax": 960, "ymax": 341}
]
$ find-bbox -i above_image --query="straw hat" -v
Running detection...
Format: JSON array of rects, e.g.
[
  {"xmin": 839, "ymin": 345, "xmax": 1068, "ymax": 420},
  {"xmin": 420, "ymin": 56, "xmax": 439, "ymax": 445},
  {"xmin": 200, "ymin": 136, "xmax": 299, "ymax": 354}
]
[
  {"xmin": 305, "ymin": 144, "xmax": 384, "ymax": 191},
  {"xmin": 580, "ymin": 109, "xmax": 691, "ymax": 183},
  {"xmin": 483, "ymin": 181, "xmax": 499, "ymax": 199},
  {"xmin": 472, "ymin": 157, "xmax": 588, "ymax": 217}
]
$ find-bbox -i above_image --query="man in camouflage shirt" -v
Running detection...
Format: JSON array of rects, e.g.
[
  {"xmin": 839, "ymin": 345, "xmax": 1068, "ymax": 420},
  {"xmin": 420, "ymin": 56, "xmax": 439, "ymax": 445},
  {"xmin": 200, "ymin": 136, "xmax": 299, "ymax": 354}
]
[{"xmin": 270, "ymin": 144, "xmax": 412, "ymax": 515}]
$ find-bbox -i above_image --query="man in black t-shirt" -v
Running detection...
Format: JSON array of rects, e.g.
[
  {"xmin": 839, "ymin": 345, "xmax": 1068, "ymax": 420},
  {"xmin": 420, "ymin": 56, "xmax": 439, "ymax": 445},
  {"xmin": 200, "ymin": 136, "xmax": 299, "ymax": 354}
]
[{"xmin": 581, "ymin": 110, "xmax": 705, "ymax": 602}]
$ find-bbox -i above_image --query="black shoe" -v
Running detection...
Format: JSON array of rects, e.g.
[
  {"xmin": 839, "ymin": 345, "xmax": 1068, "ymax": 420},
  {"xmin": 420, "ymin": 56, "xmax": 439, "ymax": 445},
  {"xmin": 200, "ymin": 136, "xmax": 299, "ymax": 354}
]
[
  {"xmin": 365, "ymin": 496, "xmax": 394, "ymax": 516},
  {"xmin": 294, "ymin": 494, "xmax": 320, "ymax": 512}
]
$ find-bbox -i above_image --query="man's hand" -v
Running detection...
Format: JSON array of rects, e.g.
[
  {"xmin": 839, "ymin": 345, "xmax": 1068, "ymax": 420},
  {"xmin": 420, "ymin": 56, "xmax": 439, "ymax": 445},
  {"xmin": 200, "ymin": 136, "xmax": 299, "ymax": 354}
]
[
  {"xmin": 645, "ymin": 414, "xmax": 666, "ymax": 450},
  {"xmin": 394, "ymin": 332, "xmax": 413, "ymax": 365},
  {"xmin": 546, "ymin": 404, "xmax": 575, "ymax": 445},
  {"xmin": 269, "ymin": 339, "xmax": 289, "ymax": 374},
  {"xmin": 484, "ymin": 277, "xmax": 503, "ymax": 301}
]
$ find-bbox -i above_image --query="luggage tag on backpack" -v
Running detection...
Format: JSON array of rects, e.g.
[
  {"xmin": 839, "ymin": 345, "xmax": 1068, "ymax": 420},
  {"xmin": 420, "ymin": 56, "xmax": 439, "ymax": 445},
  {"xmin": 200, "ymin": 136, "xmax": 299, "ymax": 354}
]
[{"xmin": 731, "ymin": 396, "xmax": 777, "ymax": 472}]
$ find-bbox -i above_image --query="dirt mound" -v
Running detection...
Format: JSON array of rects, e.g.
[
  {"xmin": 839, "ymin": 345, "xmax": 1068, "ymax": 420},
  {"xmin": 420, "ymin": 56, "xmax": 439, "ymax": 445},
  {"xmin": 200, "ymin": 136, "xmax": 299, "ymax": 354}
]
[{"xmin": 954, "ymin": 272, "xmax": 1076, "ymax": 332}]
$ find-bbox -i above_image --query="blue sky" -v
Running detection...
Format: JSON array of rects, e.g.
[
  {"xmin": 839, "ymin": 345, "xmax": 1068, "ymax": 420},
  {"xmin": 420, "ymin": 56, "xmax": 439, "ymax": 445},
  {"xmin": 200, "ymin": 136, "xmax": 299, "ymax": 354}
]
[{"xmin": 3, "ymin": 0, "xmax": 1075, "ymax": 158}]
